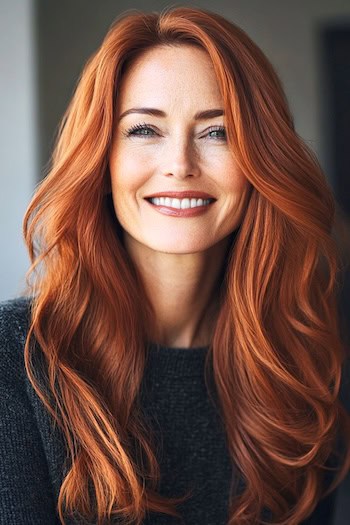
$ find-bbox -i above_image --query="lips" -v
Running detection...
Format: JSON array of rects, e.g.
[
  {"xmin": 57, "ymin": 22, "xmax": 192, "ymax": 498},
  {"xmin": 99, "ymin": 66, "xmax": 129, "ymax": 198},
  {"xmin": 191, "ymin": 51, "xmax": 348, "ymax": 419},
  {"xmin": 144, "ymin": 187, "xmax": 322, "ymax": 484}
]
[
  {"xmin": 144, "ymin": 190, "xmax": 216, "ymax": 218},
  {"xmin": 144, "ymin": 191, "xmax": 216, "ymax": 200}
]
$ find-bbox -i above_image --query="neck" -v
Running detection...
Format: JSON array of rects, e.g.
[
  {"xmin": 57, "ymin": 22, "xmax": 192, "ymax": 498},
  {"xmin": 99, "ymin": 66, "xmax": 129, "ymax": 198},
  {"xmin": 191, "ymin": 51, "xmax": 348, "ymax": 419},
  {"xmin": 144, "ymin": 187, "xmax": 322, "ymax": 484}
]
[{"xmin": 124, "ymin": 234, "xmax": 232, "ymax": 348}]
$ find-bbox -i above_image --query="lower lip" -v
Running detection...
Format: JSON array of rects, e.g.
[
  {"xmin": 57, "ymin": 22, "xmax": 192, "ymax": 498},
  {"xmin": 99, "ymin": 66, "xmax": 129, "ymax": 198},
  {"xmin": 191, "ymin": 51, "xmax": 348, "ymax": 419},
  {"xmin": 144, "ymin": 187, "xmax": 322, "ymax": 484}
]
[{"xmin": 145, "ymin": 199, "xmax": 215, "ymax": 217}]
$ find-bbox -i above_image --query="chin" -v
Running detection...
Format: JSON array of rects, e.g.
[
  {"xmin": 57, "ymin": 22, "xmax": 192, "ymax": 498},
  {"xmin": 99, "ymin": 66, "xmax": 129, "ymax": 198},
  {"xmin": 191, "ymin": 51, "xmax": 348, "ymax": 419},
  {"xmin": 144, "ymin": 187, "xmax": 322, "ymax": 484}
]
[{"xmin": 147, "ymin": 240, "xmax": 212, "ymax": 255}]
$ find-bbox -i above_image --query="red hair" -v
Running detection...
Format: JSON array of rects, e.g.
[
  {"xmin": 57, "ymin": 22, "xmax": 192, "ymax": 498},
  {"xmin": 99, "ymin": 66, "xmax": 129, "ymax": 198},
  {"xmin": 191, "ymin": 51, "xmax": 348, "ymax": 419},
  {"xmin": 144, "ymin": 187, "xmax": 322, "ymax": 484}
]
[{"xmin": 23, "ymin": 6, "xmax": 350, "ymax": 524}]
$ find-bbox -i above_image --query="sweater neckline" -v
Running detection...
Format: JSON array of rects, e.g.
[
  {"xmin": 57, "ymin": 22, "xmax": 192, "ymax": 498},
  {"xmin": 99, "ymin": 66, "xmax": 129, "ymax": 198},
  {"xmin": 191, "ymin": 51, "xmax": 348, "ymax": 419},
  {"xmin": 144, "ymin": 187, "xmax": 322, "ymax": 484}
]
[
  {"xmin": 149, "ymin": 341, "xmax": 210, "ymax": 351},
  {"xmin": 146, "ymin": 342, "xmax": 210, "ymax": 378}
]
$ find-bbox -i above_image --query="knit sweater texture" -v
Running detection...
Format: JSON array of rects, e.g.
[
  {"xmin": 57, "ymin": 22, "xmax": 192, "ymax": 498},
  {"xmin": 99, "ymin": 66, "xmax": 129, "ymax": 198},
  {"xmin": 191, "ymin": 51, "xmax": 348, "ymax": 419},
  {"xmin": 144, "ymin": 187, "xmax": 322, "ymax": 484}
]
[{"xmin": 0, "ymin": 297, "xmax": 347, "ymax": 524}]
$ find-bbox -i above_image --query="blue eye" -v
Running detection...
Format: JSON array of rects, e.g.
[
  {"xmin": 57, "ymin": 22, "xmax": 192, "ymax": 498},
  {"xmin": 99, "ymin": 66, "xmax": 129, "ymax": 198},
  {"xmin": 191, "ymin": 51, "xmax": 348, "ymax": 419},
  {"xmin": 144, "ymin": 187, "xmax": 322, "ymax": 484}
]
[
  {"xmin": 125, "ymin": 123, "xmax": 157, "ymax": 137},
  {"xmin": 123, "ymin": 123, "xmax": 227, "ymax": 140},
  {"xmin": 207, "ymin": 126, "xmax": 226, "ymax": 139}
]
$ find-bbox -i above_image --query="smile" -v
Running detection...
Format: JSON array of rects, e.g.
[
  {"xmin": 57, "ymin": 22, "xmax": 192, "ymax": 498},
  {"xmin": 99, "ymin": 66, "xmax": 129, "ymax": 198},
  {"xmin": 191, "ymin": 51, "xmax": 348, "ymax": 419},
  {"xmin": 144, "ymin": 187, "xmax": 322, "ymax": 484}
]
[
  {"xmin": 145, "ymin": 192, "xmax": 216, "ymax": 218},
  {"xmin": 147, "ymin": 197, "xmax": 213, "ymax": 209}
]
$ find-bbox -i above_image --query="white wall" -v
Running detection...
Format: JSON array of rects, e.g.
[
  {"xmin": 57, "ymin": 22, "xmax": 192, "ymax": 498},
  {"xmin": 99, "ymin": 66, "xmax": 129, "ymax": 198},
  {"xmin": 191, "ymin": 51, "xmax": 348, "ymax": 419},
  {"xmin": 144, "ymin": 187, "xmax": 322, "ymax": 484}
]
[{"xmin": 0, "ymin": 0, "xmax": 37, "ymax": 301}]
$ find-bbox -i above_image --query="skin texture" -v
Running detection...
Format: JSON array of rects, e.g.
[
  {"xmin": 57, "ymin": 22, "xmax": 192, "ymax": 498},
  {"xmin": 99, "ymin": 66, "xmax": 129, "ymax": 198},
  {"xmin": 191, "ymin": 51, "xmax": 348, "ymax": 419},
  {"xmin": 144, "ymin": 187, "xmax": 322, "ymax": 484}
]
[{"xmin": 109, "ymin": 44, "xmax": 251, "ymax": 348}]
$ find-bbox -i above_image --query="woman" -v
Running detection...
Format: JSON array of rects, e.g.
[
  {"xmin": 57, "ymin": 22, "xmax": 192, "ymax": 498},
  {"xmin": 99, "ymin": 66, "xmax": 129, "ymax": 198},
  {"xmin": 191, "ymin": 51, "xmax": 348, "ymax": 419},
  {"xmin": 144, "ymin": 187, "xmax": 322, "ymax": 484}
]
[{"xmin": 0, "ymin": 6, "xmax": 349, "ymax": 525}]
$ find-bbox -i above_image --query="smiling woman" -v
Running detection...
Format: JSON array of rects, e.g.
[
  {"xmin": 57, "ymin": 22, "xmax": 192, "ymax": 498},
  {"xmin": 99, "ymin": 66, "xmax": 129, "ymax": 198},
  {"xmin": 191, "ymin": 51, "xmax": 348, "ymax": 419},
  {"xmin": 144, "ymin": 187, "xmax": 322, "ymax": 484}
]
[
  {"xmin": 109, "ymin": 45, "xmax": 250, "ymax": 258},
  {"xmin": 0, "ymin": 5, "xmax": 349, "ymax": 525},
  {"xmin": 108, "ymin": 44, "xmax": 251, "ymax": 349}
]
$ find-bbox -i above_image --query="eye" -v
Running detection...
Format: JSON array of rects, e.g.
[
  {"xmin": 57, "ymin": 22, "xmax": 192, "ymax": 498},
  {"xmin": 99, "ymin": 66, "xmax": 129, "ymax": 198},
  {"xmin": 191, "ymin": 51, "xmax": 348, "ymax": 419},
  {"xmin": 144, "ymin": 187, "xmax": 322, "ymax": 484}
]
[
  {"xmin": 123, "ymin": 123, "xmax": 158, "ymax": 138},
  {"xmin": 206, "ymin": 126, "xmax": 227, "ymax": 140}
]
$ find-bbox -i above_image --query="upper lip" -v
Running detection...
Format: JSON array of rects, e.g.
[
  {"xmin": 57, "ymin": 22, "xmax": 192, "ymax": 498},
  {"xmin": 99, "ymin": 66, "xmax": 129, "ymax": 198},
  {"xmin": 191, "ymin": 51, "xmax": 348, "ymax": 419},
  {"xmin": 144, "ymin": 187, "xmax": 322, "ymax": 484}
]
[{"xmin": 144, "ymin": 191, "xmax": 216, "ymax": 199}]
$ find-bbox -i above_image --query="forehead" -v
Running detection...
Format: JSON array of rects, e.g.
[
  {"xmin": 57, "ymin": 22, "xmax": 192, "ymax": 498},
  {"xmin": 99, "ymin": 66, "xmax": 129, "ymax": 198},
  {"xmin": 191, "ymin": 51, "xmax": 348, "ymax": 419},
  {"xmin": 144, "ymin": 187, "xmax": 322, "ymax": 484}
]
[{"xmin": 117, "ymin": 44, "xmax": 223, "ymax": 112}]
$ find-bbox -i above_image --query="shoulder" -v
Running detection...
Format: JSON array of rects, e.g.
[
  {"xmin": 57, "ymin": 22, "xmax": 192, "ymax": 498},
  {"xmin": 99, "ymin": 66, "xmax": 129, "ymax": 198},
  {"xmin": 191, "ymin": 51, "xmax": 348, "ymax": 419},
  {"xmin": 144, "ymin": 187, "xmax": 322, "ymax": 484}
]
[
  {"xmin": 0, "ymin": 295, "xmax": 32, "ymax": 332},
  {"xmin": 0, "ymin": 296, "xmax": 32, "ymax": 340},
  {"xmin": 0, "ymin": 296, "xmax": 33, "ymax": 378},
  {"xmin": 0, "ymin": 298, "xmax": 61, "ymax": 523}
]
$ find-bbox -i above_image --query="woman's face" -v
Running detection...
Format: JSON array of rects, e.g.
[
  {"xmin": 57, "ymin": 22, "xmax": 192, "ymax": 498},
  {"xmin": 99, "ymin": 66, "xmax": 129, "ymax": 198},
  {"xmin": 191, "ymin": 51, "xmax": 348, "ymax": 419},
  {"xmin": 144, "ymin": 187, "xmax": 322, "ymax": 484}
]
[{"xmin": 109, "ymin": 44, "xmax": 251, "ymax": 254}]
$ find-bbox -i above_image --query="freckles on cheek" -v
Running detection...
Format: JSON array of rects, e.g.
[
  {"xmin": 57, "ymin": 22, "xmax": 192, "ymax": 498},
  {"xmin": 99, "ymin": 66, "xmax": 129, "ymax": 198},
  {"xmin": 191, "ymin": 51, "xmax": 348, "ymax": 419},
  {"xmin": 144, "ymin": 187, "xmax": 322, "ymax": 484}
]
[
  {"xmin": 111, "ymin": 160, "xmax": 138, "ymax": 187},
  {"xmin": 225, "ymin": 164, "xmax": 249, "ymax": 191},
  {"xmin": 121, "ymin": 147, "xmax": 154, "ymax": 175},
  {"xmin": 216, "ymin": 171, "xmax": 243, "ymax": 193}
]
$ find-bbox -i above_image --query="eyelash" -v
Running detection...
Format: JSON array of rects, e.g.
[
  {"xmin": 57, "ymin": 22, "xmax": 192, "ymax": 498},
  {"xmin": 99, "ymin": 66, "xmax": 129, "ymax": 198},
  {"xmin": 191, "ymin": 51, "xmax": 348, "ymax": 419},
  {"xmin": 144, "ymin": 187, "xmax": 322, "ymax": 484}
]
[{"xmin": 123, "ymin": 122, "xmax": 227, "ymax": 140}]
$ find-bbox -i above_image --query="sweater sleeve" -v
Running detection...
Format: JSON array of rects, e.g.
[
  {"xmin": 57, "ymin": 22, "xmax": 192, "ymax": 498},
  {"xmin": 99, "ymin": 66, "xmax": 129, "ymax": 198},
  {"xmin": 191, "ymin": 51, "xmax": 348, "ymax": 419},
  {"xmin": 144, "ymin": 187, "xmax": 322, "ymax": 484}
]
[{"xmin": 0, "ymin": 299, "xmax": 59, "ymax": 525}]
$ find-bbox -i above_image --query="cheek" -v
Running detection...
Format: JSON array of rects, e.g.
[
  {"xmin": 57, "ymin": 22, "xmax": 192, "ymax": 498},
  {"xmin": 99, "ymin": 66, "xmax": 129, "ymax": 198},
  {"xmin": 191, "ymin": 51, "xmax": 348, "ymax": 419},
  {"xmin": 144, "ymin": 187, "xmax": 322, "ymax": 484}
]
[
  {"xmin": 110, "ymin": 153, "xmax": 150, "ymax": 196},
  {"xmin": 201, "ymin": 147, "xmax": 243, "ymax": 183},
  {"xmin": 212, "ymin": 155, "xmax": 248, "ymax": 194},
  {"xmin": 233, "ymin": 172, "xmax": 250, "ymax": 194},
  {"xmin": 218, "ymin": 165, "xmax": 251, "ymax": 220}
]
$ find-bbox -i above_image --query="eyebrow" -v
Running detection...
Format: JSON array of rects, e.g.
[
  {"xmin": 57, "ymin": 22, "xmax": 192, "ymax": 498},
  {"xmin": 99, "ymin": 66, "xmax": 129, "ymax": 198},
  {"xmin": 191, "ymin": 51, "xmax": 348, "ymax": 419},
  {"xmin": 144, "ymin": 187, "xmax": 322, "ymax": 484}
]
[{"xmin": 118, "ymin": 107, "xmax": 224, "ymax": 121}]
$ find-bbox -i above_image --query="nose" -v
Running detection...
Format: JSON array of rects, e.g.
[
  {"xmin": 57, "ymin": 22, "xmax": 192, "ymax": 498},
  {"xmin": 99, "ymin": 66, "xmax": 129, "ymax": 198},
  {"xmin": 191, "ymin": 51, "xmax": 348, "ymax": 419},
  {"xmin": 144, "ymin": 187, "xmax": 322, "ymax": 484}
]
[{"xmin": 161, "ymin": 136, "xmax": 201, "ymax": 180}]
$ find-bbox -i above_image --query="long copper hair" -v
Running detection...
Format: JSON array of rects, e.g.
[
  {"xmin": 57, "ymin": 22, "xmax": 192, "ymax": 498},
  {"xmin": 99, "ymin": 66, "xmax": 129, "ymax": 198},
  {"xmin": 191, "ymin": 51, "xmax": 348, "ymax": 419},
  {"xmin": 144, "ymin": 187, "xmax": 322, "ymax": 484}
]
[{"xmin": 23, "ymin": 6, "xmax": 350, "ymax": 524}]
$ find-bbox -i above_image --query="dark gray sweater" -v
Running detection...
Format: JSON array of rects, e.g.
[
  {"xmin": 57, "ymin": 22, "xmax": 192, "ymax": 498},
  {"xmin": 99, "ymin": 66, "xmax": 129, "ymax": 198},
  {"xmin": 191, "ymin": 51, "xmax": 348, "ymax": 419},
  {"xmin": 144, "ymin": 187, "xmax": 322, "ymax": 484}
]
[{"xmin": 0, "ymin": 297, "xmax": 347, "ymax": 524}]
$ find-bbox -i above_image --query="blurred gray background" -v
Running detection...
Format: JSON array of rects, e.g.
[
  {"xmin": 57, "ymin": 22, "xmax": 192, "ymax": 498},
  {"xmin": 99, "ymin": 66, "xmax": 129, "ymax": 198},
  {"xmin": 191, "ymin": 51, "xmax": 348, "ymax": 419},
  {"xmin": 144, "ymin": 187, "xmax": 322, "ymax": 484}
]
[{"xmin": 1, "ymin": 0, "xmax": 350, "ymax": 301}]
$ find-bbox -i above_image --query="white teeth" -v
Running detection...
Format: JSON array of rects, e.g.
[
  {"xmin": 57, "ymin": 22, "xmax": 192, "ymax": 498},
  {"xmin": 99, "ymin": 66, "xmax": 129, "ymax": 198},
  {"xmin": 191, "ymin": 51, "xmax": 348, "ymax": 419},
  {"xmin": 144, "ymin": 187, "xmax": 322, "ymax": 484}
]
[{"xmin": 149, "ymin": 197, "xmax": 212, "ymax": 208}]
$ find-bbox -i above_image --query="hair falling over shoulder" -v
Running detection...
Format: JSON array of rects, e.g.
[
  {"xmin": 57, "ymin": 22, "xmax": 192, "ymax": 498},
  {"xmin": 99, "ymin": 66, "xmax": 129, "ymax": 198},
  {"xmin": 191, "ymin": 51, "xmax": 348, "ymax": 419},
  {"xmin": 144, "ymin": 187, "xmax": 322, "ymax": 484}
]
[{"xmin": 22, "ymin": 6, "xmax": 350, "ymax": 524}]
